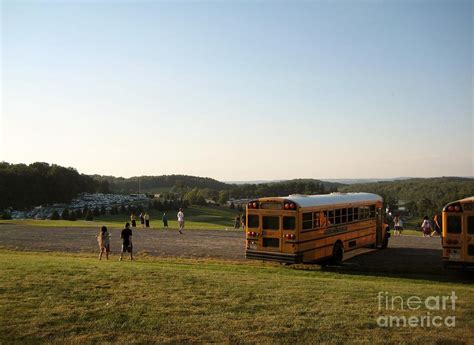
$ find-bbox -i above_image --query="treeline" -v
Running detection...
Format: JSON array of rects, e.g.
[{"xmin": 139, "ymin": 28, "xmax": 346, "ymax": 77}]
[
  {"xmin": 94, "ymin": 174, "xmax": 341, "ymax": 198},
  {"xmin": 221, "ymin": 179, "xmax": 341, "ymax": 201},
  {"xmin": 0, "ymin": 162, "xmax": 109, "ymax": 210},
  {"xmin": 339, "ymin": 177, "xmax": 474, "ymax": 216},
  {"xmin": 92, "ymin": 174, "xmax": 229, "ymax": 194},
  {"xmin": 158, "ymin": 179, "xmax": 341, "ymax": 206}
]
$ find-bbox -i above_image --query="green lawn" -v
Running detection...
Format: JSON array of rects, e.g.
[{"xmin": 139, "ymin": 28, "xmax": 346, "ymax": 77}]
[
  {"xmin": 0, "ymin": 250, "xmax": 473, "ymax": 344},
  {"xmin": 2, "ymin": 205, "xmax": 241, "ymax": 230}
]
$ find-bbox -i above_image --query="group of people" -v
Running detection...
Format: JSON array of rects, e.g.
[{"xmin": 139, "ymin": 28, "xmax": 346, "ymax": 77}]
[
  {"xmin": 130, "ymin": 212, "xmax": 151, "ymax": 228},
  {"xmin": 96, "ymin": 208, "xmax": 186, "ymax": 260},
  {"xmin": 392, "ymin": 214, "xmax": 441, "ymax": 237},
  {"xmin": 421, "ymin": 214, "xmax": 441, "ymax": 238}
]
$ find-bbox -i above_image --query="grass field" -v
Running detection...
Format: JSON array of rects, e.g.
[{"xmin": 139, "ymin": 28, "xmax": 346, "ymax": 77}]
[
  {"xmin": 1, "ymin": 250, "xmax": 473, "ymax": 344},
  {"xmin": 2, "ymin": 205, "xmax": 241, "ymax": 230}
]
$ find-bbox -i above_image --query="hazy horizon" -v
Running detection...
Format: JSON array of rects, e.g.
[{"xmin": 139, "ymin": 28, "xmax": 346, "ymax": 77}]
[
  {"xmin": 2, "ymin": 159, "xmax": 473, "ymax": 183},
  {"xmin": 2, "ymin": 1, "xmax": 472, "ymax": 180}
]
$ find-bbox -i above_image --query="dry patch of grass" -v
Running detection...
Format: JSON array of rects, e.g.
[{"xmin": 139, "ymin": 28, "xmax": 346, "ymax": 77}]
[{"xmin": 0, "ymin": 250, "xmax": 473, "ymax": 344}]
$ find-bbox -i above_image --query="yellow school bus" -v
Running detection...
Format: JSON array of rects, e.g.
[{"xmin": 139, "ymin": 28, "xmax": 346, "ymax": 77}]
[
  {"xmin": 442, "ymin": 197, "xmax": 474, "ymax": 269},
  {"xmin": 245, "ymin": 192, "xmax": 389, "ymax": 264}
]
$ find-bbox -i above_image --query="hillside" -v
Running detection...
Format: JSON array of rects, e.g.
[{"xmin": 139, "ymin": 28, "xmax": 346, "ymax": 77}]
[
  {"xmin": 91, "ymin": 174, "xmax": 229, "ymax": 194},
  {"xmin": 91, "ymin": 175, "xmax": 343, "ymax": 197},
  {"xmin": 339, "ymin": 177, "xmax": 474, "ymax": 215}
]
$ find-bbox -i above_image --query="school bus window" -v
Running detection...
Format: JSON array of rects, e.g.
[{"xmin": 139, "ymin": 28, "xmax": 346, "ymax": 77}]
[
  {"xmin": 467, "ymin": 216, "xmax": 474, "ymax": 235},
  {"xmin": 447, "ymin": 216, "xmax": 462, "ymax": 234},
  {"xmin": 341, "ymin": 208, "xmax": 347, "ymax": 223},
  {"xmin": 263, "ymin": 216, "xmax": 279, "ymax": 230},
  {"xmin": 335, "ymin": 209, "xmax": 341, "ymax": 225},
  {"xmin": 302, "ymin": 212, "xmax": 313, "ymax": 230},
  {"xmin": 347, "ymin": 208, "xmax": 353, "ymax": 222},
  {"xmin": 248, "ymin": 215, "xmax": 259, "ymax": 228},
  {"xmin": 369, "ymin": 205, "xmax": 376, "ymax": 218},
  {"xmin": 328, "ymin": 210, "xmax": 335, "ymax": 225},
  {"xmin": 353, "ymin": 207, "xmax": 359, "ymax": 221},
  {"xmin": 360, "ymin": 206, "xmax": 369, "ymax": 219},
  {"xmin": 283, "ymin": 216, "xmax": 296, "ymax": 230},
  {"xmin": 313, "ymin": 212, "xmax": 320, "ymax": 228}
]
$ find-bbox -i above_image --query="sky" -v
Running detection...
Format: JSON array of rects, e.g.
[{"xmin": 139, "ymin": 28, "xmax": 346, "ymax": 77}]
[{"xmin": 1, "ymin": 0, "xmax": 472, "ymax": 180}]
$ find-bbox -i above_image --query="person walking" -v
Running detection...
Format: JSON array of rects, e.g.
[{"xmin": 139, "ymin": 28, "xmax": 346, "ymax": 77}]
[
  {"xmin": 234, "ymin": 215, "xmax": 240, "ymax": 230},
  {"xmin": 162, "ymin": 212, "xmax": 168, "ymax": 230},
  {"xmin": 120, "ymin": 222, "xmax": 133, "ymax": 261},
  {"xmin": 130, "ymin": 213, "xmax": 137, "ymax": 228},
  {"xmin": 421, "ymin": 216, "xmax": 432, "ymax": 238},
  {"xmin": 177, "ymin": 208, "xmax": 184, "ymax": 234},
  {"xmin": 393, "ymin": 215, "xmax": 401, "ymax": 236},
  {"xmin": 96, "ymin": 225, "xmax": 110, "ymax": 260},
  {"xmin": 145, "ymin": 212, "xmax": 150, "ymax": 228},
  {"xmin": 139, "ymin": 212, "xmax": 145, "ymax": 228},
  {"xmin": 398, "ymin": 217, "xmax": 404, "ymax": 235},
  {"xmin": 241, "ymin": 213, "xmax": 246, "ymax": 231},
  {"xmin": 431, "ymin": 214, "xmax": 441, "ymax": 236}
]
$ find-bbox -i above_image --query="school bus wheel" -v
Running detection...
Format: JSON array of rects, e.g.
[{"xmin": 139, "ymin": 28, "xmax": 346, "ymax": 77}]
[{"xmin": 331, "ymin": 241, "xmax": 344, "ymax": 265}]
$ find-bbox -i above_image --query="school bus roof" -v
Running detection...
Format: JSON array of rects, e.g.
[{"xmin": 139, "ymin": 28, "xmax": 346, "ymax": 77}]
[
  {"xmin": 283, "ymin": 192, "xmax": 383, "ymax": 208},
  {"xmin": 457, "ymin": 196, "xmax": 474, "ymax": 203}
]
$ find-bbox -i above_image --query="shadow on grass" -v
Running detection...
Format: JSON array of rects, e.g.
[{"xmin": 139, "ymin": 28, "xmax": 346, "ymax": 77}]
[{"xmin": 316, "ymin": 247, "xmax": 474, "ymax": 284}]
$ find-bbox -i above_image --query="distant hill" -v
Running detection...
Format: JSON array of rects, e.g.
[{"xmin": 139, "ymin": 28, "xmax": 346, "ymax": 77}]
[
  {"xmin": 91, "ymin": 175, "xmax": 344, "ymax": 196},
  {"xmin": 339, "ymin": 177, "xmax": 474, "ymax": 215},
  {"xmin": 220, "ymin": 179, "xmax": 344, "ymax": 200},
  {"xmin": 322, "ymin": 177, "xmax": 413, "ymax": 185},
  {"xmin": 91, "ymin": 174, "xmax": 229, "ymax": 194}
]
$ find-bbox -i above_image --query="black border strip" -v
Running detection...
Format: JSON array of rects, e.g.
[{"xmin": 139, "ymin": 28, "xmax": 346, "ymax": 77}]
[{"xmin": 296, "ymin": 225, "xmax": 375, "ymax": 244}]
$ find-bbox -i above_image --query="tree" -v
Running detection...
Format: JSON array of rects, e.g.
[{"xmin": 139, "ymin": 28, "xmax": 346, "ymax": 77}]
[
  {"xmin": 93, "ymin": 207, "xmax": 101, "ymax": 217},
  {"xmin": 184, "ymin": 188, "xmax": 206, "ymax": 205},
  {"xmin": 68, "ymin": 212, "xmax": 77, "ymax": 221},
  {"xmin": 1, "ymin": 211, "xmax": 12, "ymax": 220},
  {"xmin": 74, "ymin": 209, "xmax": 83, "ymax": 219},
  {"xmin": 0, "ymin": 162, "xmax": 106, "ymax": 210},
  {"xmin": 50, "ymin": 210, "xmax": 60, "ymax": 220},
  {"xmin": 218, "ymin": 191, "xmax": 229, "ymax": 205},
  {"xmin": 100, "ymin": 205, "xmax": 106, "ymax": 215},
  {"xmin": 61, "ymin": 208, "xmax": 70, "ymax": 220},
  {"xmin": 85, "ymin": 210, "xmax": 94, "ymax": 221},
  {"xmin": 110, "ymin": 205, "xmax": 118, "ymax": 215}
]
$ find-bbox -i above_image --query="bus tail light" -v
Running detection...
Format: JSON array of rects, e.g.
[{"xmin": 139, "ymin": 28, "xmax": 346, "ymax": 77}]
[
  {"xmin": 247, "ymin": 231, "xmax": 258, "ymax": 237},
  {"xmin": 248, "ymin": 201, "xmax": 259, "ymax": 209},
  {"xmin": 284, "ymin": 234, "xmax": 296, "ymax": 240},
  {"xmin": 283, "ymin": 201, "xmax": 297, "ymax": 210},
  {"xmin": 445, "ymin": 203, "xmax": 463, "ymax": 212}
]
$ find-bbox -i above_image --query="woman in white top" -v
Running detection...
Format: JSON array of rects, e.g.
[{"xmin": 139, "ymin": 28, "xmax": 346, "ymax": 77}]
[
  {"xmin": 144, "ymin": 212, "xmax": 150, "ymax": 228},
  {"xmin": 177, "ymin": 208, "xmax": 184, "ymax": 234},
  {"xmin": 393, "ymin": 216, "xmax": 400, "ymax": 236}
]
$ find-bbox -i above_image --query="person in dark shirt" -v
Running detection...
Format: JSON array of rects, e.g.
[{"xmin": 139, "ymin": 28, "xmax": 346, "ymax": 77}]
[{"xmin": 120, "ymin": 222, "xmax": 133, "ymax": 261}]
